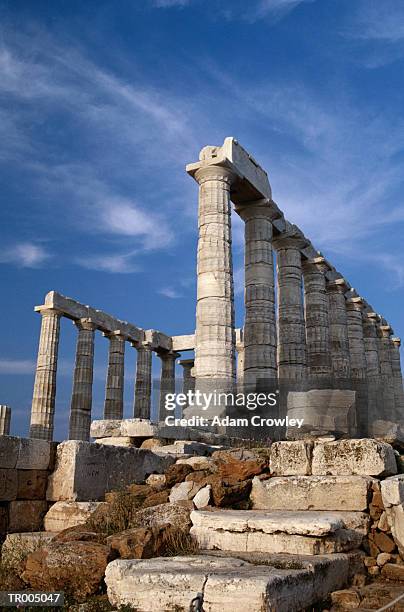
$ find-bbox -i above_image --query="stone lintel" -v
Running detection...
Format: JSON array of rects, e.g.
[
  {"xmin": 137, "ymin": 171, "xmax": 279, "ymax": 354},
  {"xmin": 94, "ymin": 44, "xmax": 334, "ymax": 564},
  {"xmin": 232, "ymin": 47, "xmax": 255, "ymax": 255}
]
[
  {"xmin": 171, "ymin": 334, "xmax": 195, "ymax": 351},
  {"xmin": 38, "ymin": 291, "xmax": 172, "ymax": 351},
  {"xmin": 187, "ymin": 137, "xmax": 272, "ymax": 204}
]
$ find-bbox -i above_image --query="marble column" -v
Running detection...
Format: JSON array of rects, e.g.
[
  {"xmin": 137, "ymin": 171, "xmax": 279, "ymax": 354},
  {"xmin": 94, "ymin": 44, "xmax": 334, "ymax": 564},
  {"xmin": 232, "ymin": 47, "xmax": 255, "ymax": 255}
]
[
  {"xmin": 378, "ymin": 322, "xmax": 397, "ymax": 421},
  {"xmin": 391, "ymin": 337, "xmax": 404, "ymax": 418},
  {"xmin": 133, "ymin": 342, "xmax": 153, "ymax": 420},
  {"xmin": 192, "ymin": 164, "xmax": 237, "ymax": 386},
  {"xmin": 69, "ymin": 318, "xmax": 96, "ymax": 441},
  {"xmin": 363, "ymin": 312, "xmax": 382, "ymax": 424},
  {"xmin": 236, "ymin": 328, "xmax": 245, "ymax": 385},
  {"xmin": 179, "ymin": 359, "xmax": 195, "ymax": 394},
  {"xmin": 0, "ymin": 405, "xmax": 11, "ymax": 436},
  {"xmin": 30, "ymin": 308, "xmax": 61, "ymax": 440},
  {"xmin": 273, "ymin": 231, "xmax": 308, "ymax": 381},
  {"xmin": 104, "ymin": 331, "xmax": 126, "ymax": 420},
  {"xmin": 326, "ymin": 279, "xmax": 351, "ymax": 380},
  {"xmin": 236, "ymin": 200, "xmax": 278, "ymax": 384},
  {"xmin": 302, "ymin": 256, "xmax": 332, "ymax": 382},
  {"xmin": 346, "ymin": 297, "xmax": 368, "ymax": 436},
  {"xmin": 158, "ymin": 351, "xmax": 179, "ymax": 421}
]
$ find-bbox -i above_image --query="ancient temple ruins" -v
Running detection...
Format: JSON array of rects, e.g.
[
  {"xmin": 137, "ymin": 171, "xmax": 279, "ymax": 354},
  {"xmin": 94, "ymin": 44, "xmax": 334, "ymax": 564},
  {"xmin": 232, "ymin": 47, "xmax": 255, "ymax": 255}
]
[{"xmin": 25, "ymin": 137, "xmax": 404, "ymax": 442}]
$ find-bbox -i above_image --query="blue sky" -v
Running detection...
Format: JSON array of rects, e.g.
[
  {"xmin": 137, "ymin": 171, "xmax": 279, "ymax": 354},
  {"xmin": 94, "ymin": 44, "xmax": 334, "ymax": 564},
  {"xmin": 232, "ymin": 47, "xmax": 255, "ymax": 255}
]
[{"xmin": 1, "ymin": 0, "xmax": 404, "ymax": 439}]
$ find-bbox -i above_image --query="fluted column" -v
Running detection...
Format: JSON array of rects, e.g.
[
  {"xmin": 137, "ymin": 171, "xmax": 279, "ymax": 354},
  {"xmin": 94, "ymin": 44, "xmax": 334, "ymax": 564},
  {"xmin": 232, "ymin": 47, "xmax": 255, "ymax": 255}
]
[
  {"xmin": 391, "ymin": 337, "xmax": 404, "ymax": 418},
  {"xmin": 346, "ymin": 297, "xmax": 368, "ymax": 435},
  {"xmin": 0, "ymin": 405, "xmax": 11, "ymax": 436},
  {"xmin": 302, "ymin": 256, "xmax": 332, "ymax": 381},
  {"xmin": 273, "ymin": 231, "xmax": 308, "ymax": 381},
  {"xmin": 30, "ymin": 308, "xmax": 61, "ymax": 440},
  {"xmin": 133, "ymin": 342, "xmax": 152, "ymax": 419},
  {"xmin": 179, "ymin": 359, "xmax": 195, "ymax": 395},
  {"xmin": 158, "ymin": 351, "xmax": 179, "ymax": 421},
  {"xmin": 69, "ymin": 318, "xmax": 96, "ymax": 440},
  {"xmin": 104, "ymin": 331, "xmax": 126, "ymax": 420},
  {"xmin": 363, "ymin": 312, "xmax": 382, "ymax": 423},
  {"xmin": 192, "ymin": 164, "xmax": 237, "ymax": 385},
  {"xmin": 378, "ymin": 322, "xmax": 396, "ymax": 421},
  {"xmin": 236, "ymin": 328, "xmax": 245, "ymax": 385},
  {"xmin": 326, "ymin": 279, "xmax": 351, "ymax": 380},
  {"xmin": 236, "ymin": 200, "xmax": 278, "ymax": 384}
]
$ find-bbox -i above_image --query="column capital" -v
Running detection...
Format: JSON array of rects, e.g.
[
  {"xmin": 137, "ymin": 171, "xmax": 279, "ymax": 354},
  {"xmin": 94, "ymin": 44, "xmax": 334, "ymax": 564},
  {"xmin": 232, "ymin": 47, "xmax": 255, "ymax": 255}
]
[
  {"xmin": 302, "ymin": 256, "xmax": 332, "ymax": 275},
  {"xmin": 392, "ymin": 337, "xmax": 401, "ymax": 347},
  {"xmin": 75, "ymin": 318, "xmax": 97, "ymax": 332},
  {"xmin": 193, "ymin": 164, "xmax": 239, "ymax": 186},
  {"xmin": 235, "ymin": 198, "xmax": 282, "ymax": 222},
  {"xmin": 327, "ymin": 277, "xmax": 350, "ymax": 294},
  {"xmin": 34, "ymin": 306, "xmax": 62, "ymax": 317},
  {"xmin": 379, "ymin": 324, "xmax": 393, "ymax": 338},
  {"xmin": 103, "ymin": 329, "xmax": 128, "ymax": 341},
  {"xmin": 272, "ymin": 224, "xmax": 309, "ymax": 251},
  {"xmin": 346, "ymin": 296, "xmax": 366, "ymax": 312},
  {"xmin": 158, "ymin": 350, "xmax": 181, "ymax": 361},
  {"xmin": 179, "ymin": 358, "xmax": 194, "ymax": 369}
]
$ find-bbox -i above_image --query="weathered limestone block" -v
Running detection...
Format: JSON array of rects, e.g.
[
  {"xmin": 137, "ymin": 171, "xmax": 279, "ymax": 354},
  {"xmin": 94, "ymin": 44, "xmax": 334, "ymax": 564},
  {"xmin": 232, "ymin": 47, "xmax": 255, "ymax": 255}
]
[
  {"xmin": 251, "ymin": 475, "xmax": 374, "ymax": 512},
  {"xmin": 191, "ymin": 510, "xmax": 368, "ymax": 537},
  {"xmin": 381, "ymin": 475, "xmax": 404, "ymax": 557},
  {"xmin": 44, "ymin": 501, "xmax": 104, "ymax": 531},
  {"xmin": 0, "ymin": 436, "xmax": 52, "ymax": 470},
  {"xmin": 381, "ymin": 474, "xmax": 404, "ymax": 507},
  {"xmin": 169, "ymin": 481, "xmax": 202, "ymax": 503},
  {"xmin": 371, "ymin": 420, "xmax": 404, "ymax": 450},
  {"xmin": 8, "ymin": 500, "xmax": 48, "ymax": 533},
  {"xmin": 270, "ymin": 440, "xmax": 312, "ymax": 475},
  {"xmin": 193, "ymin": 484, "xmax": 211, "ymax": 508},
  {"xmin": 0, "ymin": 468, "xmax": 18, "ymax": 501},
  {"xmin": 1, "ymin": 532, "xmax": 57, "ymax": 568},
  {"xmin": 17, "ymin": 470, "xmax": 48, "ymax": 499},
  {"xmin": 90, "ymin": 419, "xmax": 158, "ymax": 439},
  {"xmin": 106, "ymin": 553, "xmax": 348, "ymax": 612},
  {"xmin": 0, "ymin": 436, "xmax": 20, "ymax": 468},
  {"xmin": 47, "ymin": 441, "xmax": 175, "ymax": 501},
  {"xmin": 312, "ymin": 439, "xmax": 397, "ymax": 477},
  {"xmin": 94, "ymin": 437, "xmax": 135, "ymax": 447},
  {"xmin": 286, "ymin": 389, "xmax": 356, "ymax": 438},
  {"xmin": 190, "ymin": 510, "xmax": 366, "ymax": 556},
  {"xmin": 0, "ymin": 506, "xmax": 7, "ymax": 534}
]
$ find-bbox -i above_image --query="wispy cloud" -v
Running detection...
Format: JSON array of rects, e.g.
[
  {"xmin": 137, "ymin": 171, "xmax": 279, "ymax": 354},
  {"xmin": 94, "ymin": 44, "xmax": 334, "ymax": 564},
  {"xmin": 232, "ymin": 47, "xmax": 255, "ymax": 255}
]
[
  {"xmin": 346, "ymin": 0, "xmax": 404, "ymax": 43},
  {"xmin": 158, "ymin": 287, "xmax": 183, "ymax": 299},
  {"xmin": 75, "ymin": 252, "xmax": 139, "ymax": 274},
  {"xmin": 0, "ymin": 359, "xmax": 36, "ymax": 375},
  {"xmin": 253, "ymin": 0, "xmax": 314, "ymax": 20},
  {"xmin": 0, "ymin": 242, "xmax": 50, "ymax": 268},
  {"xmin": 150, "ymin": 0, "xmax": 191, "ymax": 6}
]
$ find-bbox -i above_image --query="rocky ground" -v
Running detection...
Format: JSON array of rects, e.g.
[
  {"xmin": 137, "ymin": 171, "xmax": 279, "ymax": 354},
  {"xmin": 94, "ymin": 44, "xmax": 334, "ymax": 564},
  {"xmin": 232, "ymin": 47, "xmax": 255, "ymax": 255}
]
[{"xmin": 1, "ymin": 443, "xmax": 404, "ymax": 611}]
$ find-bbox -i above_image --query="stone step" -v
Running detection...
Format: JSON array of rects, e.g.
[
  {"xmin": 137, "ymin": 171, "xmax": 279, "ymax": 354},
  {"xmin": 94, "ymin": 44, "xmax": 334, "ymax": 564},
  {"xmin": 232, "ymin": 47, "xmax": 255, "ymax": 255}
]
[
  {"xmin": 190, "ymin": 510, "xmax": 369, "ymax": 556},
  {"xmin": 251, "ymin": 475, "xmax": 374, "ymax": 512},
  {"xmin": 105, "ymin": 552, "xmax": 352, "ymax": 612}
]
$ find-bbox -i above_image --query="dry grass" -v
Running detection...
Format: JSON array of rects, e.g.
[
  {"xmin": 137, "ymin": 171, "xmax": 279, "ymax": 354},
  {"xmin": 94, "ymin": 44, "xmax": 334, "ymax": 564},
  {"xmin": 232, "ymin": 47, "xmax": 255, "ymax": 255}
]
[
  {"xmin": 0, "ymin": 532, "xmax": 51, "ymax": 591},
  {"xmin": 86, "ymin": 488, "xmax": 145, "ymax": 536},
  {"xmin": 162, "ymin": 527, "xmax": 200, "ymax": 557}
]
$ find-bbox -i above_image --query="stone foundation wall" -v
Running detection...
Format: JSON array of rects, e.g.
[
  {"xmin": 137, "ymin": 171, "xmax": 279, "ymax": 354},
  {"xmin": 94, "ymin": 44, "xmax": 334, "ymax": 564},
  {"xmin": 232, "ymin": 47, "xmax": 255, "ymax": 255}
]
[{"xmin": 0, "ymin": 436, "xmax": 57, "ymax": 537}]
